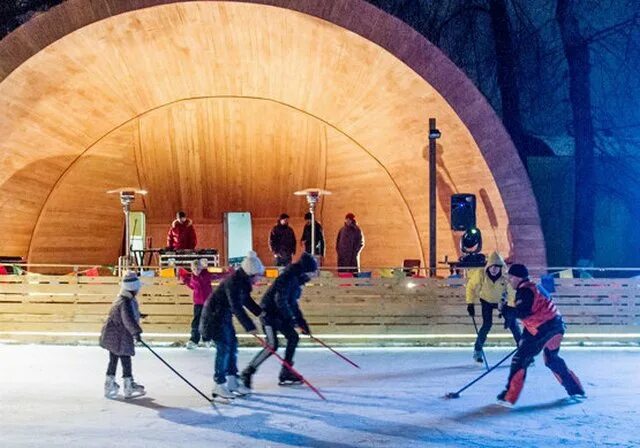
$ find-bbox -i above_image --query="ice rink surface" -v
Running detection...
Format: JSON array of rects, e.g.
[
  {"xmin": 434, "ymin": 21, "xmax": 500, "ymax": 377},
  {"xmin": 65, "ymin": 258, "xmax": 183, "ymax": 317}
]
[{"xmin": 1, "ymin": 344, "xmax": 638, "ymax": 447}]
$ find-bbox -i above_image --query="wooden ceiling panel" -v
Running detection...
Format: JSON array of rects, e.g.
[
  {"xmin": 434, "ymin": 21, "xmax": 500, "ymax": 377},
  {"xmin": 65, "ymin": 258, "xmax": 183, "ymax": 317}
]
[{"xmin": 0, "ymin": 1, "xmax": 545, "ymax": 267}]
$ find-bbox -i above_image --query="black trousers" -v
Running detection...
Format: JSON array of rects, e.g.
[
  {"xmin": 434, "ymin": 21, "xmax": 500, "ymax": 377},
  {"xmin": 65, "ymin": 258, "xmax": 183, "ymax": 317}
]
[
  {"xmin": 190, "ymin": 304, "xmax": 209, "ymax": 343},
  {"xmin": 248, "ymin": 318, "xmax": 299, "ymax": 370},
  {"xmin": 106, "ymin": 352, "xmax": 132, "ymax": 377},
  {"xmin": 475, "ymin": 299, "xmax": 522, "ymax": 351}
]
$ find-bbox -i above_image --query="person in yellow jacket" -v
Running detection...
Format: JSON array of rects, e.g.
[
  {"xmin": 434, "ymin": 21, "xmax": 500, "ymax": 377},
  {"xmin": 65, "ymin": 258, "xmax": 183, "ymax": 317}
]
[{"xmin": 466, "ymin": 251, "xmax": 522, "ymax": 363}]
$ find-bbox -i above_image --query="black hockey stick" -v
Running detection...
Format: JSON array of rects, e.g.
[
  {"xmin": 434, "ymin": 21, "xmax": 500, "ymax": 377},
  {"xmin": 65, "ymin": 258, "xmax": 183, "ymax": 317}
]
[
  {"xmin": 140, "ymin": 340, "xmax": 219, "ymax": 411},
  {"xmin": 445, "ymin": 347, "xmax": 518, "ymax": 399},
  {"xmin": 470, "ymin": 315, "xmax": 490, "ymax": 371}
]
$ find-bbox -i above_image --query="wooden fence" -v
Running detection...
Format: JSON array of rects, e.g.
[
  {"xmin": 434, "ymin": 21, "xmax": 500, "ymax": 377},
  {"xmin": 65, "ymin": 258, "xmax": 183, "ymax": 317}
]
[{"xmin": 0, "ymin": 274, "xmax": 638, "ymax": 344}]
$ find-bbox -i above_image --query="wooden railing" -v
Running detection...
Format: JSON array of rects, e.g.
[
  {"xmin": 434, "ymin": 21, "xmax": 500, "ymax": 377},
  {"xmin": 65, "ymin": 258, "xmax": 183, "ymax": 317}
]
[{"xmin": 0, "ymin": 273, "xmax": 638, "ymax": 344}]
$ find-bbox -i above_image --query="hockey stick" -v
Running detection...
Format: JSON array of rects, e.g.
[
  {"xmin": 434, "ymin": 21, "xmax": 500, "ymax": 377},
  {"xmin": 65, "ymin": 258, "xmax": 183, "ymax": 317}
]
[
  {"xmin": 252, "ymin": 334, "xmax": 326, "ymax": 401},
  {"xmin": 140, "ymin": 340, "xmax": 219, "ymax": 411},
  {"xmin": 470, "ymin": 315, "xmax": 490, "ymax": 371},
  {"xmin": 309, "ymin": 335, "xmax": 360, "ymax": 369},
  {"xmin": 445, "ymin": 347, "xmax": 518, "ymax": 399}
]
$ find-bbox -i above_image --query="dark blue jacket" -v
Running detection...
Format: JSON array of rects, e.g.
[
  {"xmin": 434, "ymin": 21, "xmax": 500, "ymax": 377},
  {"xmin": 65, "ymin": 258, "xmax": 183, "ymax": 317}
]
[
  {"xmin": 200, "ymin": 268, "xmax": 262, "ymax": 340},
  {"xmin": 260, "ymin": 264, "xmax": 310, "ymax": 332}
]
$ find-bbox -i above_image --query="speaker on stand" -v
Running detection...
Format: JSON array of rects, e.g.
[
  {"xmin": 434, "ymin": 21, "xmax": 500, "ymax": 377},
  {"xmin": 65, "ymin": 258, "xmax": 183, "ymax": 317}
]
[{"xmin": 450, "ymin": 194, "xmax": 485, "ymax": 268}]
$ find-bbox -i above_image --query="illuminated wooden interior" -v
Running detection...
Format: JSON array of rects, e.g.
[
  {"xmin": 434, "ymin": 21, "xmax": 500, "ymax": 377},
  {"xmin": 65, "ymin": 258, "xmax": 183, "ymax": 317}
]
[{"xmin": 0, "ymin": 0, "xmax": 546, "ymax": 269}]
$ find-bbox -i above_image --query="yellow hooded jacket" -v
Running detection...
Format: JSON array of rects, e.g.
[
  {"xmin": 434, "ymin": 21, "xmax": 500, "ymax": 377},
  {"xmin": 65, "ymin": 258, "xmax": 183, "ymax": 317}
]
[{"xmin": 465, "ymin": 252, "xmax": 515, "ymax": 306}]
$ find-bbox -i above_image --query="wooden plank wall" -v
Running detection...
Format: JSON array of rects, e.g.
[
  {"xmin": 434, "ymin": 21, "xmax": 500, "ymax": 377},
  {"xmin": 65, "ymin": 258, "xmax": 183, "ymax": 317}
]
[
  {"xmin": 0, "ymin": 1, "xmax": 544, "ymax": 270},
  {"xmin": 0, "ymin": 275, "xmax": 638, "ymax": 344}
]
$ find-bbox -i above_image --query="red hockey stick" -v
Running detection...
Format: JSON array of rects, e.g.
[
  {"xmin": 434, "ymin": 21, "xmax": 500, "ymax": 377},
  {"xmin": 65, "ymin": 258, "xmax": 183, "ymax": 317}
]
[
  {"xmin": 310, "ymin": 335, "xmax": 360, "ymax": 369},
  {"xmin": 252, "ymin": 334, "xmax": 326, "ymax": 401}
]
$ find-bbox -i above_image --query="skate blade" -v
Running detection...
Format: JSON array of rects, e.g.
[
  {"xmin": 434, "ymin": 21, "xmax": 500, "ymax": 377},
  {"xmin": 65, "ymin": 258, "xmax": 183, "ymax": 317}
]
[
  {"xmin": 124, "ymin": 390, "xmax": 146, "ymax": 399},
  {"xmin": 278, "ymin": 381, "xmax": 303, "ymax": 386},
  {"xmin": 569, "ymin": 394, "xmax": 587, "ymax": 402},
  {"xmin": 211, "ymin": 395, "xmax": 234, "ymax": 404},
  {"xmin": 496, "ymin": 399, "xmax": 514, "ymax": 408},
  {"xmin": 231, "ymin": 390, "xmax": 251, "ymax": 397}
]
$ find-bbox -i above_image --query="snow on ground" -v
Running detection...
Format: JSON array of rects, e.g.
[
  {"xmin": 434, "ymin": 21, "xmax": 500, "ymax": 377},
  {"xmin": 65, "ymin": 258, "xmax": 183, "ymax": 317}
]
[{"xmin": 1, "ymin": 344, "xmax": 638, "ymax": 448}]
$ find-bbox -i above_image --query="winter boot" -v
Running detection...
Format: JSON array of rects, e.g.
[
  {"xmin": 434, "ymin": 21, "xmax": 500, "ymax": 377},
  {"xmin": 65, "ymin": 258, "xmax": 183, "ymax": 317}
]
[
  {"xmin": 473, "ymin": 350, "xmax": 484, "ymax": 363},
  {"xmin": 278, "ymin": 365, "xmax": 302, "ymax": 386},
  {"xmin": 212, "ymin": 382, "xmax": 235, "ymax": 400},
  {"xmin": 227, "ymin": 375, "xmax": 251, "ymax": 396},
  {"xmin": 240, "ymin": 366, "xmax": 256, "ymax": 389},
  {"xmin": 186, "ymin": 340, "xmax": 198, "ymax": 350},
  {"xmin": 123, "ymin": 377, "xmax": 146, "ymax": 399},
  {"xmin": 104, "ymin": 375, "xmax": 120, "ymax": 399}
]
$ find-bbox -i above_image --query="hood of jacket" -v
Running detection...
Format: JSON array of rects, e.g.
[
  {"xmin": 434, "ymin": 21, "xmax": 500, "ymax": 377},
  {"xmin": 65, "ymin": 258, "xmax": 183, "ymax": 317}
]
[
  {"xmin": 487, "ymin": 251, "xmax": 505, "ymax": 267},
  {"xmin": 172, "ymin": 218, "xmax": 193, "ymax": 228}
]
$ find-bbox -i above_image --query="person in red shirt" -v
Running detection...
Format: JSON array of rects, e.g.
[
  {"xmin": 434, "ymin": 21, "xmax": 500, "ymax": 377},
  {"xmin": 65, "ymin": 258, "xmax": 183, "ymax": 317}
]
[
  {"xmin": 167, "ymin": 211, "xmax": 197, "ymax": 250},
  {"xmin": 497, "ymin": 264, "xmax": 585, "ymax": 406}
]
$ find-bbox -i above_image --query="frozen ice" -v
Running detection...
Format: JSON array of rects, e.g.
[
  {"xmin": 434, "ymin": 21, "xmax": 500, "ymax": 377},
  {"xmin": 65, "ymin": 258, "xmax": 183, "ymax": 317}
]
[{"xmin": 1, "ymin": 344, "xmax": 638, "ymax": 447}]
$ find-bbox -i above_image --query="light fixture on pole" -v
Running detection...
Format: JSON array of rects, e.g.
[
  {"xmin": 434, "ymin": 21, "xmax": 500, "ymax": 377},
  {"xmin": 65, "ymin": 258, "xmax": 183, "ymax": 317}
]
[
  {"xmin": 294, "ymin": 188, "xmax": 332, "ymax": 261},
  {"xmin": 107, "ymin": 187, "xmax": 147, "ymax": 275},
  {"xmin": 428, "ymin": 118, "xmax": 441, "ymax": 277}
]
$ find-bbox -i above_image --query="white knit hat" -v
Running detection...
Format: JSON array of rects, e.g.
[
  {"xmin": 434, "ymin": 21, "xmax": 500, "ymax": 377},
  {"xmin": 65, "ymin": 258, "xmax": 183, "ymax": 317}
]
[
  {"xmin": 241, "ymin": 251, "xmax": 265, "ymax": 276},
  {"xmin": 120, "ymin": 271, "xmax": 141, "ymax": 292}
]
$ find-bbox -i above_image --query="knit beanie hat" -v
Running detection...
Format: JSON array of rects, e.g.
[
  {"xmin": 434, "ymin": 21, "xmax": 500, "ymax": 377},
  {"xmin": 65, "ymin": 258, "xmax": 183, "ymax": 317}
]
[
  {"xmin": 241, "ymin": 251, "xmax": 265, "ymax": 276},
  {"xmin": 121, "ymin": 271, "xmax": 141, "ymax": 292},
  {"xmin": 508, "ymin": 264, "xmax": 529, "ymax": 279},
  {"xmin": 296, "ymin": 252, "xmax": 318, "ymax": 273}
]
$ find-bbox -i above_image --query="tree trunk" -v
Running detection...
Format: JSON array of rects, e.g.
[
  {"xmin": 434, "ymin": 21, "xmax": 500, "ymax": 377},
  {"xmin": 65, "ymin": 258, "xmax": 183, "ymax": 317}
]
[
  {"xmin": 488, "ymin": 0, "xmax": 525, "ymax": 160},
  {"xmin": 556, "ymin": 0, "xmax": 596, "ymax": 265}
]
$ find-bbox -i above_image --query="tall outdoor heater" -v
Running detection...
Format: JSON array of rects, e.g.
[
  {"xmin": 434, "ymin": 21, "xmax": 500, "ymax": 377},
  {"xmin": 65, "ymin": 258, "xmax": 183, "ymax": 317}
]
[
  {"xmin": 294, "ymin": 188, "xmax": 332, "ymax": 261},
  {"xmin": 107, "ymin": 187, "xmax": 147, "ymax": 275}
]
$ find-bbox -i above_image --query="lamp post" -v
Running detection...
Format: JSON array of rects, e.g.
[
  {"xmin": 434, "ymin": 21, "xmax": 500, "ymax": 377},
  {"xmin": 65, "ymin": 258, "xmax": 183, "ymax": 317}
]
[
  {"xmin": 428, "ymin": 118, "xmax": 441, "ymax": 277},
  {"xmin": 294, "ymin": 188, "xmax": 332, "ymax": 261},
  {"xmin": 107, "ymin": 187, "xmax": 147, "ymax": 276}
]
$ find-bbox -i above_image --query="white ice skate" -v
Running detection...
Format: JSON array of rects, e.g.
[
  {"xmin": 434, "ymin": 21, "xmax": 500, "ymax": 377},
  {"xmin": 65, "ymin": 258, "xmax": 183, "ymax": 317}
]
[
  {"xmin": 227, "ymin": 375, "xmax": 251, "ymax": 396},
  {"xmin": 212, "ymin": 382, "xmax": 235, "ymax": 401},
  {"xmin": 104, "ymin": 375, "xmax": 120, "ymax": 399},
  {"xmin": 496, "ymin": 390, "xmax": 514, "ymax": 408},
  {"xmin": 186, "ymin": 340, "xmax": 198, "ymax": 350},
  {"xmin": 123, "ymin": 377, "xmax": 146, "ymax": 399}
]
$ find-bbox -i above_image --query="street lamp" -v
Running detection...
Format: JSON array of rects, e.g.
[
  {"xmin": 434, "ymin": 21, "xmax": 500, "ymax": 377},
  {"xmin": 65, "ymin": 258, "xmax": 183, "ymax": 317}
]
[
  {"xmin": 428, "ymin": 118, "xmax": 441, "ymax": 277},
  {"xmin": 294, "ymin": 188, "xmax": 332, "ymax": 262},
  {"xmin": 107, "ymin": 187, "xmax": 147, "ymax": 275}
]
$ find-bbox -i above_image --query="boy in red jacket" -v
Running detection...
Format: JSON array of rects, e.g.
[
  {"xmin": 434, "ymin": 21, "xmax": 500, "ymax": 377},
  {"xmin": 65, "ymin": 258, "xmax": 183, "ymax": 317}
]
[
  {"xmin": 497, "ymin": 264, "xmax": 585, "ymax": 406},
  {"xmin": 179, "ymin": 259, "xmax": 213, "ymax": 349}
]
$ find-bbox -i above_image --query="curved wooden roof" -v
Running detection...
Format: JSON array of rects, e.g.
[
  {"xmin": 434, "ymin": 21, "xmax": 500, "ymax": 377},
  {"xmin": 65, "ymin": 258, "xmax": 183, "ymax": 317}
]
[{"xmin": 0, "ymin": 0, "xmax": 546, "ymax": 268}]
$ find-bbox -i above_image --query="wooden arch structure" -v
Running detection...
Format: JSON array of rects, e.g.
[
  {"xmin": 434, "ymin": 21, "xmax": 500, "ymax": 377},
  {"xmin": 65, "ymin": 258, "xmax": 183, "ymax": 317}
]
[{"xmin": 0, "ymin": 0, "xmax": 546, "ymax": 269}]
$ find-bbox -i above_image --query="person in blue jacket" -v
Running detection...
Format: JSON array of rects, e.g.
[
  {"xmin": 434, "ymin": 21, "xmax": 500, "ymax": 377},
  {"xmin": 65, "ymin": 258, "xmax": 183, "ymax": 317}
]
[{"xmin": 200, "ymin": 251, "xmax": 264, "ymax": 400}]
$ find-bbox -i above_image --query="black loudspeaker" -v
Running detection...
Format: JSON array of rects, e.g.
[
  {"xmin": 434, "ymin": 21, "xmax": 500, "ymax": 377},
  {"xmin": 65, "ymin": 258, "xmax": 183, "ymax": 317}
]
[{"xmin": 451, "ymin": 194, "xmax": 476, "ymax": 231}]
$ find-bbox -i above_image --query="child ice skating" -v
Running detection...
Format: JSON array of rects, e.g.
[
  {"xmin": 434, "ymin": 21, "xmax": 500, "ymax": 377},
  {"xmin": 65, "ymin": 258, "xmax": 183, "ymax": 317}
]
[
  {"xmin": 497, "ymin": 263, "xmax": 585, "ymax": 406},
  {"xmin": 179, "ymin": 259, "xmax": 213, "ymax": 349},
  {"xmin": 241, "ymin": 253, "xmax": 317, "ymax": 388},
  {"xmin": 200, "ymin": 251, "xmax": 264, "ymax": 400},
  {"xmin": 99, "ymin": 271, "xmax": 146, "ymax": 399},
  {"xmin": 465, "ymin": 251, "xmax": 521, "ymax": 363}
]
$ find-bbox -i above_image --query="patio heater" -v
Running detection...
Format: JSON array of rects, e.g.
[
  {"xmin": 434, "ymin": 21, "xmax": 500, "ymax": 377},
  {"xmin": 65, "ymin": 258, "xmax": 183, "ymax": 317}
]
[
  {"xmin": 294, "ymin": 188, "xmax": 332, "ymax": 262},
  {"xmin": 107, "ymin": 187, "xmax": 147, "ymax": 276}
]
